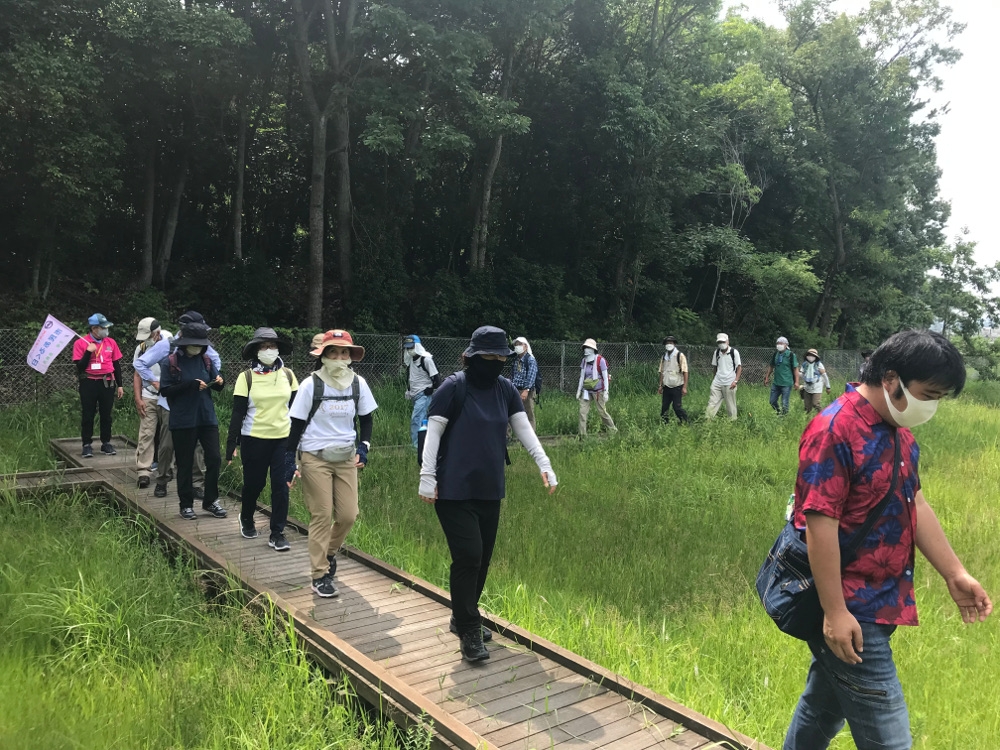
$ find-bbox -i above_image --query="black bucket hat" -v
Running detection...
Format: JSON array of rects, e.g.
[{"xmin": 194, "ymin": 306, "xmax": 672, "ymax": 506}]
[
  {"xmin": 241, "ymin": 327, "xmax": 291, "ymax": 360},
  {"xmin": 462, "ymin": 326, "xmax": 514, "ymax": 358},
  {"xmin": 662, "ymin": 335, "xmax": 677, "ymax": 345},
  {"xmin": 173, "ymin": 322, "xmax": 212, "ymax": 348}
]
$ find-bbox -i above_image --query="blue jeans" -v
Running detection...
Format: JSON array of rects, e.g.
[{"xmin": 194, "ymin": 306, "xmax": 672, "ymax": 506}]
[
  {"xmin": 783, "ymin": 623, "xmax": 911, "ymax": 750},
  {"xmin": 770, "ymin": 384, "xmax": 792, "ymax": 414},
  {"xmin": 410, "ymin": 392, "xmax": 431, "ymax": 448}
]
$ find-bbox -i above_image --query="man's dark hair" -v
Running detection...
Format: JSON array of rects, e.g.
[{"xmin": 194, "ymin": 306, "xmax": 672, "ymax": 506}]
[
  {"xmin": 860, "ymin": 330, "xmax": 966, "ymax": 396},
  {"xmin": 861, "ymin": 349, "xmax": 873, "ymax": 359}
]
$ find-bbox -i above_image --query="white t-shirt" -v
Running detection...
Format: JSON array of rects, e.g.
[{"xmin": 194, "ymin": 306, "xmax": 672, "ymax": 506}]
[
  {"xmin": 711, "ymin": 347, "xmax": 742, "ymax": 385},
  {"xmin": 289, "ymin": 373, "xmax": 378, "ymax": 452}
]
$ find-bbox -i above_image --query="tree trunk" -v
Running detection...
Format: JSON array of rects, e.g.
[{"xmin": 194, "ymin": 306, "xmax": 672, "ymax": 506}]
[
  {"xmin": 140, "ymin": 141, "xmax": 156, "ymax": 288},
  {"xmin": 155, "ymin": 150, "xmax": 189, "ymax": 288},
  {"xmin": 332, "ymin": 98, "xmax": 352, "ymax": 295},
  {"xmin": 232, "ymin": 106, "xmax": 247, "ymax": 262},
  {"xmin": 709, "ymin": 264, "xmax": 722, "ymax": 313},
  {"xmin": 41, "ymin": 259, "xmax": 54, "ymax": 301},
  {"xmin": 469, "ymin": 48, "xmax": 514, "ymax": 272},
  {"xmin": 306, "ymin": 114, "xmax": 328, "ymax": 328}
]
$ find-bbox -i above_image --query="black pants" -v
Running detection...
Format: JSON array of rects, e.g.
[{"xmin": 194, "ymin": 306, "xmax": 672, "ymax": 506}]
[
  {"xmin": 171, "ymin": 425, "xmax": 221, "ymax": 509},
  {"xmin": 660, "ymin": 385, "xmax": 688, "ymax": 423},
  {"xmin": 434, "ymin": 500, "xmax": 502, "ymax": 635},
  {"xmin": 79, "ymin": 377, "xmax": 115, "ymax": 446},
  {"xmin": 239, "ymin": 435, "xmax": 288, "ymax": 533}
]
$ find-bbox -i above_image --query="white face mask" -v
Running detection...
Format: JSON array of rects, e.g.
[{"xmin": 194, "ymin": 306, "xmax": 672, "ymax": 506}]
[
  {"xmin": 776, "ymin": 344, "xmax": 786, "ymax": 352},
  {"xmin": 257, "ymin": 348, "xmax": 280, "ymax": 365},
  {"xmin": 514, "ymin": 345, "xmax": 525, "ymax": 355},
  {"xmin": 665, "ymin": 344, "xmax": 675, "ymax": 352},
  {"xmin": 95, "ymin": 327, "xmax": 109, "ymax": 339},
  {"xmin": 806, "ymin": 356, "xmax": 816, "ymax": 363},
  {"xmin": 718, "ymin": 342, "xmax": 728, "ymax": 350},
  {"xmin": 185, "ymin": 345, "xmax": 203, "ymax": 357},
  {"xmin": 884, "ymin": 381, "xmax": 940, "ymax": 428}
]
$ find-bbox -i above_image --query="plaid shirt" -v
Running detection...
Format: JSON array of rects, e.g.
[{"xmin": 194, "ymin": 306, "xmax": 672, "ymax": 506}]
[
  {"xmin": 793, "ymin": 385, "xmax": 920, "ymax": 626},
  {"xmin": 511, "ymin": 353, "xmax": 538, "ymax": 390}
]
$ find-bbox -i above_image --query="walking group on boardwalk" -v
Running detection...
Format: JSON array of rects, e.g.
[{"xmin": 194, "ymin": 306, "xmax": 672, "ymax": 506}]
[{"xmin": 68, "ymin": 312, "xmax": 992, "ymax": 748}]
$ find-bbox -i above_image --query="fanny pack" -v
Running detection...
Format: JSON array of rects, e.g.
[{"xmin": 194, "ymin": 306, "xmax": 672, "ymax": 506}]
[
  {"xmin": 314, "ymin": 444, "xmax": 357, "ymax": 464},
  {"xmin": 583, "ymin": 378, "xmax": 600, "ymax": 390}
]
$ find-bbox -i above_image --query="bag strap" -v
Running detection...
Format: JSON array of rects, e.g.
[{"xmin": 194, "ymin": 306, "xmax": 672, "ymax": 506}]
[{"xmin": 842, "ymin": 432, "xmax": 902, "ymax": 564}]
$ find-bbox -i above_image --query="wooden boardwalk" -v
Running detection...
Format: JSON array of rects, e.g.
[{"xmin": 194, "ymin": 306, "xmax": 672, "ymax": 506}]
[{"xmin": 10, "ymin": 436, "xmax": 771, "ymax": 750}]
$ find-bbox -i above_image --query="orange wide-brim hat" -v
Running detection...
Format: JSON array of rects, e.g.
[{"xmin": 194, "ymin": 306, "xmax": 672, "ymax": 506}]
[{"xmin": 310, "ymin": 329, "xmax": 365, "ymax": 361}]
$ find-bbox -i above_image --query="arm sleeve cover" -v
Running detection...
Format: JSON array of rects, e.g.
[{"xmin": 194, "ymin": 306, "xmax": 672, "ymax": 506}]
[
  {"xmin": 509, "ymin": 411, "xmax": 557, "ymax": 486},
  {"xmin": 418, "ymin": 416, "xmax": 448, "ymax": 497},
  {"xmin": 226, "ymin": 395, "xmax": 249, "ymax": 460}
]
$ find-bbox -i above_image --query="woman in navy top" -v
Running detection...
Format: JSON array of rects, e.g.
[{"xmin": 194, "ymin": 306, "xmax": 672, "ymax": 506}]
[
  {"xmin": 419, "ymin": 326, "xmax": 558, "ymax": 662},
  {"xmin": 158, "ymin": 321, "xmax": 228, "ymax": 521}
]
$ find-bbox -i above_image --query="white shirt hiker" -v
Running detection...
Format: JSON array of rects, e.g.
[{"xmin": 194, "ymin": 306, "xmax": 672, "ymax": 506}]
[
  {"xmin": 711, "ymin": 347, "xmax": 741, "ymax": 385},
  {"xmin": 289, "ymin": 374, "xmax": 378, "ymax": 452}
]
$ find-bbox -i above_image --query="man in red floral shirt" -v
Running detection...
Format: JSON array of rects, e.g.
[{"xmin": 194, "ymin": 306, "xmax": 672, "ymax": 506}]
[{"xmin": 783, "ymin": 330, "xmax": 992, "ymax": 750}]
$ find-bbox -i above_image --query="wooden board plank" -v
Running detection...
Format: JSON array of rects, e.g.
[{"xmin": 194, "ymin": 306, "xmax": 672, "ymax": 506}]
[
  {"xmin": 410, "ymin": 650, "xmax": 547, "ymax": 694},
  {"xmin": 39, "ymin": 444, "xmax": 769, "ymax": 750}
]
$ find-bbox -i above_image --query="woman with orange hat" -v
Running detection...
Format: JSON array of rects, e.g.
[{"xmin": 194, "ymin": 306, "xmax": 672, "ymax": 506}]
[{"xmin": 287, "ymin": 330, "xmax": 378, "ymax": 598}]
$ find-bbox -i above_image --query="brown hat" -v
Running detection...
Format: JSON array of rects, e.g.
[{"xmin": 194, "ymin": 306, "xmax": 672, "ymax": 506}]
[
  {"xmin": 310, "ymin": 329, "xmax": 365, "ymax": 361},
  {"xmin": 806, "ymin": 348, "xmax": 820, "ymax": 358}
]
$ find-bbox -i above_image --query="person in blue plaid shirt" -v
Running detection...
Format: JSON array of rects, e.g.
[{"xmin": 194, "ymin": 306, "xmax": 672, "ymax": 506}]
[{"xmin": 510, "ymin": 337, "xmax": 538, "ymax": 431}]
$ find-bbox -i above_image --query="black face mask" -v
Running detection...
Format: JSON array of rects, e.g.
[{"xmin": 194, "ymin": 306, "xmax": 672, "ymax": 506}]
[{"xmin": 466, "ymin": 356, "xmax": 505, "ymax": 388}]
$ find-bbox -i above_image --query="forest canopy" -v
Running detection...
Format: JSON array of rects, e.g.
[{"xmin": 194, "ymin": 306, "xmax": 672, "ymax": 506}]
[{"xmin": 2, "ymin": 0, "xmax": 996, "ymax": 347}]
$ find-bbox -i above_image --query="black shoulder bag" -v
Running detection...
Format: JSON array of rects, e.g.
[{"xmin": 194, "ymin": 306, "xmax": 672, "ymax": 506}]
[{"xmin": 755, "ymin": 432, "xmax": 901, "ymax": 641}]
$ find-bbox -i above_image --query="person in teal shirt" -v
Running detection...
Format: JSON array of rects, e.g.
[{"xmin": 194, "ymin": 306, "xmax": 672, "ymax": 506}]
[{"xmin": 764, "ymin": 336, "xmax": 800, "ymax": 415}]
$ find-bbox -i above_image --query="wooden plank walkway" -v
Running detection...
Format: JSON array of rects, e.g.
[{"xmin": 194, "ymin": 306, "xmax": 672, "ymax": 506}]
[{"xmin": 12, "ymin": 436, "xmax": 771, "ymax": 750}]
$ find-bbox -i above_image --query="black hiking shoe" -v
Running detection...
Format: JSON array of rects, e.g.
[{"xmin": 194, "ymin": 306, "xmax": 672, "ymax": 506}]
[
  {"xmin": 138, "ymin": 476, "xmax": 150, "ymax": 489},
  {"xmin": 201, "ymin": 501, "xmax": 227, "ymax": 518},
  {"xmin": 450, "ymin": 617, "xmax": 492, "ymax": 642},
  {"xmin": 240, "ymin": 522, "xmax": 258, "ymax": 539},
  {"xmin": 82, "ymin": 444, "xmax": 93, "ymax": 458},
  {"xmin": 101, "ymin": 442, "xmax": 117, "ymax": 455},
  {"xmin": 311, "ymin": 575, "xmax": 338, "ymax": 598},
  {"xmin": 154, "ymin": 483, "xmax": 168, "ymax": 498},
  {"xmin": 269, "ymin": 532, "xmax": 290, "ymax": 552},
  {"xmin": 179, "ymin": 507, "xmax": 197, "ymax": 520},
  {"xmin": 460, "ymin": 629, "xmax": 490, "ymax": 662},
  {"xmin": 327, "ymin": 554, "xmax": 337, "ymax": 577}
]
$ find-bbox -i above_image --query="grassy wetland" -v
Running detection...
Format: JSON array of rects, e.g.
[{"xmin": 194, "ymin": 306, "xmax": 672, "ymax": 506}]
[{"xmin": 2, "ymin": 373, "xmax": 997, "ymax": 748}]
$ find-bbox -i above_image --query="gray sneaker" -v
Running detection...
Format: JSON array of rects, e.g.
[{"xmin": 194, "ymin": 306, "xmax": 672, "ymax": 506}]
[{"xmin": 311, "ymin": 575, "xmax": 338, "ymax": 598}]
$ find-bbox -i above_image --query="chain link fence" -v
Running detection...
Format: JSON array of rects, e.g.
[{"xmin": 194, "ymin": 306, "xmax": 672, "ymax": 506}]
[{"xmin": 0, "ymin": 327, "xmax": 879, "ymax": 409}]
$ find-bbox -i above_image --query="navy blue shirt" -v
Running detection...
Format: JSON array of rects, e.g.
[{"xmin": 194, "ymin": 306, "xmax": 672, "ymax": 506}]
[
  {"xmin": 429, "ymin": 374, "xmax": 525, "ymax": 501},
  {"xmin": 158, "ymin": 351, "xmax": 223, "ymax": 430}
]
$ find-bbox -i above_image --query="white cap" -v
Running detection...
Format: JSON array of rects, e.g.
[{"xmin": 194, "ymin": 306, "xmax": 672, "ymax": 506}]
[
  {"xmin": 716, "ymin": 333, "xmax": 729, "ymax": 343},
  {"xmin": 136, "ymin": 317, "xmax": 160, "ymax": 341},
  {"xmin": 776, "ymin": 336, "xmax": 789, "ymax": 345}
]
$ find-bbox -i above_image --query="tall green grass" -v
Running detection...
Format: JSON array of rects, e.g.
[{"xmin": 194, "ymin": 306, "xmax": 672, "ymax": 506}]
[
  {"xmin": 2, "ymin": 379, "xmax": 997, "ymax": 748},
  {"xmin": 0, "ymin": 491, "xmax": 418, "ymax": 750}
]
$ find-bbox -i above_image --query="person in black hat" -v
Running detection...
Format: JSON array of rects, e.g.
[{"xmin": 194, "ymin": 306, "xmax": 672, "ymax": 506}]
[
  {"xmin": 657, "ymin": 336, "xmax": 689, "ymax": 424},
  {"xmin": 226, "ymin": 328, "xmax": 298, "ymax": 550},
  {"xmin": 157, "ymin": 321, "xmax": 228, "ymax": 520},
  {"xmin": 419, "ymin": 325, "xmax": 558, "ymax": 663}
]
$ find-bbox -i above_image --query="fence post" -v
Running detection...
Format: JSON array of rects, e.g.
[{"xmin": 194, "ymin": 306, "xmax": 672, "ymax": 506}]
[
  {"xmin": 560, "ymin": 342, "xmax": 566, "ymax": 392},
  {"xmin": 625, "ymin": 343, "xmax": 629, "ymax": 369}
]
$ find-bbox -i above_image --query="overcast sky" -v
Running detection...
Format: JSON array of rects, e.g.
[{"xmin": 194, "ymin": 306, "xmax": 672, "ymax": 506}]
[{"xmin": 727, "ymin": 0, "xmax": 998, "ymax": 266}]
